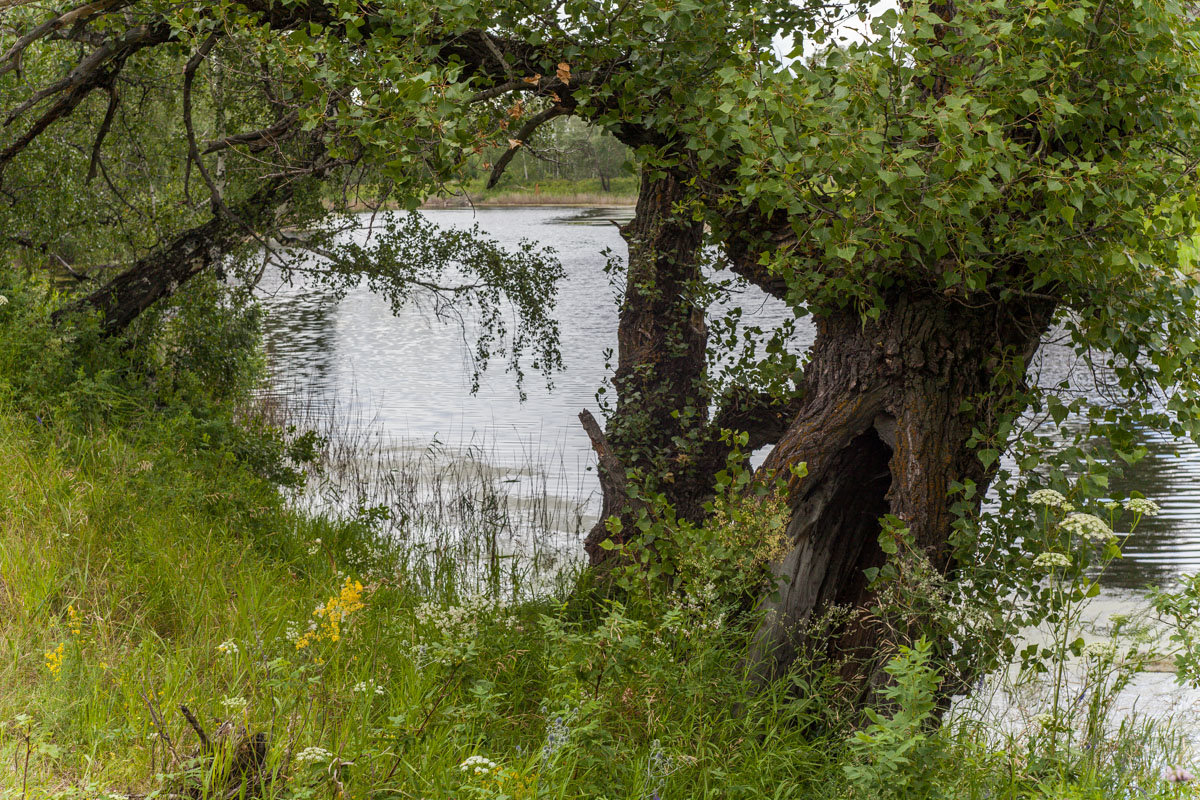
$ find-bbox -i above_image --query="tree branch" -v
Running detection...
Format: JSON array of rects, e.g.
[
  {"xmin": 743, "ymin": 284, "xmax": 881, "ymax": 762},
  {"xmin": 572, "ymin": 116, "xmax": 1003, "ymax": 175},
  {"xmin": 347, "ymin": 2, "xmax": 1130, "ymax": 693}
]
[
  {"xmin": 202, "ymin": 109, "xmax": 300, "ymax": 154},
  {"xmin": 182, "ymin": 32, "xmax": 224, "ymax": 215},
  {"xmin": 486, "ymin": 104, "xmax": 568, "ymax": 188},
  {"xmin": 85, "ymin": 81, "xmax": 119, "ymax": 182}
]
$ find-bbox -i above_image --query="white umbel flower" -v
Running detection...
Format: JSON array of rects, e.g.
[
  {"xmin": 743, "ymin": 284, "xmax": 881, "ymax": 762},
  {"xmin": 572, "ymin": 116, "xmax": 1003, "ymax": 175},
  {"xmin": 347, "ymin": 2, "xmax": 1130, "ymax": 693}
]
[
  {"xmin": 220, "ymin": 696, "xmax": 248, "ymax": 712},
  {"xmin": 353, "ymin": 680, "xmax": 385, "ymax": 696},
  {"xmin": 460, "ymin": 755, "xmax": 498, "ymax": 775},
  {"xmin": 1123, "ymin": 497, "xmax": 1161, "ymax": 517},
  {"xmin": 1083, "ymin": 641, "xmax": 1118, "ymax": 660},
  {"xmin": 295, "ymin": 746, "xmax": 333, "ymax": 764},
  {"xmin": 1033, "ymin": 552, "xmax": 1071, "ymax": 570},
  {"xmin": 1060, "ymin": 512, "xmax": 1114, "ymax": 542},
  {"xmin": 1029, "ymin": 489, "xmax": 1067, "ymax": 507}
]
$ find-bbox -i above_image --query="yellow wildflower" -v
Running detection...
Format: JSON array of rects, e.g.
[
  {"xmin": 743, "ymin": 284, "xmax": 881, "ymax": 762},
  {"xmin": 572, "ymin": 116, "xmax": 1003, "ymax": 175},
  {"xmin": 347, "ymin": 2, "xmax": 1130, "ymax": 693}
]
[
  {"xmin": 67, "ymin": 604, "xmax": 82, "ymax": 636},
  {"xmin": 45, "ymin": 642, "xmax": 64, "ymax": 680},
  {"xmin": 295, "ymin": 578, "xmax": 367, "ymax": 650}
]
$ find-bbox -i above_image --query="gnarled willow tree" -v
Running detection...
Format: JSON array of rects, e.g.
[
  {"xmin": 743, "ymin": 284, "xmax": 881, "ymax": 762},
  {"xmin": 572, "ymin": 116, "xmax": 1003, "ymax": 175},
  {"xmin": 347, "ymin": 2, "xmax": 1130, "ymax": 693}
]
[
  {"xmin": 634, "ymin": 0, "xmax": 1200, "ymax": 701},
  {"xmin": 6, "ymin": 0, "xmax": 1200, "ymax": 709}
]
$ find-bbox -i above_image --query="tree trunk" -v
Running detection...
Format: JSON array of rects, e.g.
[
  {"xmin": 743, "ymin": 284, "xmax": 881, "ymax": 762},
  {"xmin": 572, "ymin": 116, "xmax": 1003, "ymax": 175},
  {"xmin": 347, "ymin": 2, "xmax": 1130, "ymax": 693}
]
[
  {"xmin": 52, "ymin": 179, "xmax": 294, "ymax": 334},
  {"xmin": 581, "ymin": 166, "xmax": 708, "ymax": 562},
  {"xmin": 748, "ymin": 292, "xmax": 1055, "ymax": 702}
]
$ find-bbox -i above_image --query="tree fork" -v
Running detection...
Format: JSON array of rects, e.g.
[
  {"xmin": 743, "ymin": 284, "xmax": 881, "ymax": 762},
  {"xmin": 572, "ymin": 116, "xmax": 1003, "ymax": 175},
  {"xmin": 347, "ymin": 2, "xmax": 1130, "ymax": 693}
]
[{"xmin": 583, "ymin": 167, "xmax": 808, "ymax": 564}]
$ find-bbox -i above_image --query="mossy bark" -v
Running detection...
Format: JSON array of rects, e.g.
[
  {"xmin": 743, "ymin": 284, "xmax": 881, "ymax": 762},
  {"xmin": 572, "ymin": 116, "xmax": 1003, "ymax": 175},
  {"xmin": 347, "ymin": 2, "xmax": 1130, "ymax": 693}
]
[{"xmin": 582, "ymin": 166, "xmax": 709, "ymax": 562}]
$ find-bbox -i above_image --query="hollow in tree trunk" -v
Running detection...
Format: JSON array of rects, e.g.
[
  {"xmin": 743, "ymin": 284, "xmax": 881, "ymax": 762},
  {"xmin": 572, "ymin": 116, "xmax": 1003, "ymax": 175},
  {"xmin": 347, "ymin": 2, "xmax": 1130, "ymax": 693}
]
[{"xmin": 747, "ymin": 292, "xmax": 1056, "ymax": 704}]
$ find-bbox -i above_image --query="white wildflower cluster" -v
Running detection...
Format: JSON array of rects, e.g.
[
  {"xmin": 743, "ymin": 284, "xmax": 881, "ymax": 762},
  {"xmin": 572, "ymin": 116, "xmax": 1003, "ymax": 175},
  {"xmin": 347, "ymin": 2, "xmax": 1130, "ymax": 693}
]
[
  {"xmin": 414, "ymin": 595, "xmax": 500, "ymax": 640},
  {"xmin": 1060, "ymin": 512, "xmax": 1114, "ymax": 543},
  {"xmin": 1123, "ymin": 497, "xmax": 1161, "ymax": 517},
  {"xmin": 1029, "ymin": 489, "xmax": 1067, "ymax": 507},
  {"xmin": 1083, "ymin": 641, "xmax": 1118, "ymax": 661},
  {"xmin": 0, "ymin": 296, "xmax": 8, "ymax": 306},
  {"xmin": 295, "ymin": 746, "xmax": 333, "ymax": 764},
  {"xmin": 353, "ymin": 679, "xmax": 385, "ymax": 696},
  {"xmin": 459, "ymin": 755, "xmax": 498, "ymax": 776},
  {"xmin": 220, "ymin": 696, "xmax": 248, "ymax": 712},
  {"xmin": 663, "ymin": 581, "xmax": 725, "ymax": 639},
  {"xmin": 1033, "ymin": 552, "xmax": 1071, "ymax": 570},
  {"xmin": 307, "ymin": 538, "xmax": 322, "ymax": 556},
  {"xmin": 216, "ymin": 640, "xmax": 239, "ymax": 656},
  {"xmin": 1033, "ymin": 712, "xmax": 1056, "ymax": 730}
]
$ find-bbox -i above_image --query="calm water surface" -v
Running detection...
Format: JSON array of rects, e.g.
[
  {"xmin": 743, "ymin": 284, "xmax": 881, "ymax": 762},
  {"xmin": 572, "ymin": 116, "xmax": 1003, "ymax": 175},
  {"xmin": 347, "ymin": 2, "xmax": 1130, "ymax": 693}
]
[{"xmin": 258, "ymin": 206, "xmax": 1200, "ymax": 589}]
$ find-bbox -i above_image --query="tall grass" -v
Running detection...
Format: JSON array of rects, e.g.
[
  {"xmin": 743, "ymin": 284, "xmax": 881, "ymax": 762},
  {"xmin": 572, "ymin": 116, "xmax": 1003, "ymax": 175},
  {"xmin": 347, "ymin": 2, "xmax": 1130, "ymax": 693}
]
[
  {"xmin": 0, "ymin": 400, "xmax": 851, "ymax": 799},
  {"xmin": 248, "ymin": 384, "xmax": 590, "ymax": 599},
  {"xmin": 0, "ymin": 281, "xmax": 1195, "ymax": 799}
]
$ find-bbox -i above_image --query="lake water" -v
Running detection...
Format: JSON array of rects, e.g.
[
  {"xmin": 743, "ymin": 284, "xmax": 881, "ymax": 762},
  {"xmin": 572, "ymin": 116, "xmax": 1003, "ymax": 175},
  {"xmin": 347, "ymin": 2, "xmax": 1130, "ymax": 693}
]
[{"xmin": 257, "ymin": 206, "xmax": 1200, "ymax": 590}]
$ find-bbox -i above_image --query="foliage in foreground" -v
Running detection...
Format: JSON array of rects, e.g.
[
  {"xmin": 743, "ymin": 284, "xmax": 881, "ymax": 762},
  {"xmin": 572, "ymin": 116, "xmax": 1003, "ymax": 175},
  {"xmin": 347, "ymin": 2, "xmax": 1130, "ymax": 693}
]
[
  {"xmin": 0, "ymin": 278, "xmax": 1193, "ymax": 800},
  {"xmin": 1, "ymin": 409, "xmax": 1193, "ymax": 800}
]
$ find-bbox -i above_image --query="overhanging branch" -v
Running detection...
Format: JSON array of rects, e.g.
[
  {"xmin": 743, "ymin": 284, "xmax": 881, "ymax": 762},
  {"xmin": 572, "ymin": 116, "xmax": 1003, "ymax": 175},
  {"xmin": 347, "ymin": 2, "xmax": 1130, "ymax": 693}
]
[{"xmin": 486, "ymin": 104, "xmax": 568, "ymax": 188}]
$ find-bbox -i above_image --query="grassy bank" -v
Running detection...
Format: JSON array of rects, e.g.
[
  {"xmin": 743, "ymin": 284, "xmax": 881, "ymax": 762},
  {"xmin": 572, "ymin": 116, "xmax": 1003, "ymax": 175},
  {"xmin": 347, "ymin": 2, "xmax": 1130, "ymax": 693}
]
[
  {"xmin": 0, "ymin": 400, "xmax": 851, "ymax": 798},
  {"xmin": 422, "ymin": 178, "xmax": 637, "ymax": 208},
  {"xmin": 0, "ymin": 280, "xmax": 1194, "ymax": 799},
  {"xmin": 337, "ymin": 178, "xmax": 638, "ymax": 211},
  {"xmin": 0, "ymin": 403, "xmax": 848, "ymax": 798}
]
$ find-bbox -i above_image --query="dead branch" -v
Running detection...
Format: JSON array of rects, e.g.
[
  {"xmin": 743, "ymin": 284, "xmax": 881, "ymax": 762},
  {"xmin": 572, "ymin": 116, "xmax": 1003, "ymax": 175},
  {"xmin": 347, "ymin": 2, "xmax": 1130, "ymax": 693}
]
[
  {"xmin": 142, "ymin": 691, "xmax": 181, "ymax": 764},
  {"xmin": 86, "ymin": 81, "xmax": 119, "ymax": 181},
  {"xmin": 179, "ymin": 705, "xmax": 211, "ymax": 752}
]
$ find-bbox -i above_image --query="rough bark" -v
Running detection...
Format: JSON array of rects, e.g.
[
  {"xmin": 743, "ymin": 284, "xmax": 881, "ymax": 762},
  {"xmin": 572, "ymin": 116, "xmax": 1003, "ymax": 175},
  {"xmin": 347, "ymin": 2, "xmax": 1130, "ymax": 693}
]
[
  {"xmin": 581, "ymin": 166, "xmax": 708, "ymax": 562},
  {"xmin": 582, "ymin": 166, "xmax": 810, "ymax": 564},
  {"xmin": 51, "ymin": 178, "xmax": 296, "ymax": 333},
  {"xmin": 748, "ymin": 292, "xmax": 1056, "ymax": 702}
]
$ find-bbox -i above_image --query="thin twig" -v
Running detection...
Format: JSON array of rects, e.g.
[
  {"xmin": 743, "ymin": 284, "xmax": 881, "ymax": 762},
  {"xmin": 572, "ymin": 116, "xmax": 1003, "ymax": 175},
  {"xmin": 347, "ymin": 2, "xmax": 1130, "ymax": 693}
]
[
  {"xmin": 182, "ymin": 32, "xmax": 223, "ymax": 215},
  {"xmin": 142, "ymin": 691, "xmax": 181, "ymax": 763}
]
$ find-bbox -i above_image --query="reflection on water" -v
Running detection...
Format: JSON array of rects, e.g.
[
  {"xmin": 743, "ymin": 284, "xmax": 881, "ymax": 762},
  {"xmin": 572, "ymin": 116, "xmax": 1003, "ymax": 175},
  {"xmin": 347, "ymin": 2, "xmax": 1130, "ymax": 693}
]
[
  {"xmin": 258, "ymin": 206, "xmax": 1200, "ymax": 589},
  {"xmin": 1104, "ymin": 431, "xmax": 1200, "ymax": 587}
]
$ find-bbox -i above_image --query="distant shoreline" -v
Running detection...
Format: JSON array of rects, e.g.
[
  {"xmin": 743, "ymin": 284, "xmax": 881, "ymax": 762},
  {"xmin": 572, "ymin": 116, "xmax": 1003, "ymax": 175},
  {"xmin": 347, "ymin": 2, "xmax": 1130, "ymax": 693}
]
[
  {"xmin": 337, "ymin": 190, "xmax": 636, "ymax": 212},
  {"xmin": 421, "ymin": 195, "xmax": 636, "ymax": 209}
]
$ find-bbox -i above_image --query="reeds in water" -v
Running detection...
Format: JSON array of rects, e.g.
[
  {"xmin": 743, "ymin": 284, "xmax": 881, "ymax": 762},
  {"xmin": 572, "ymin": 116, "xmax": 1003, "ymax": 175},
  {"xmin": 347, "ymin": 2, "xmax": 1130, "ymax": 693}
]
[{"xmin": 248, "ymin": 381, "xmax": 593, "ymax": 601}]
